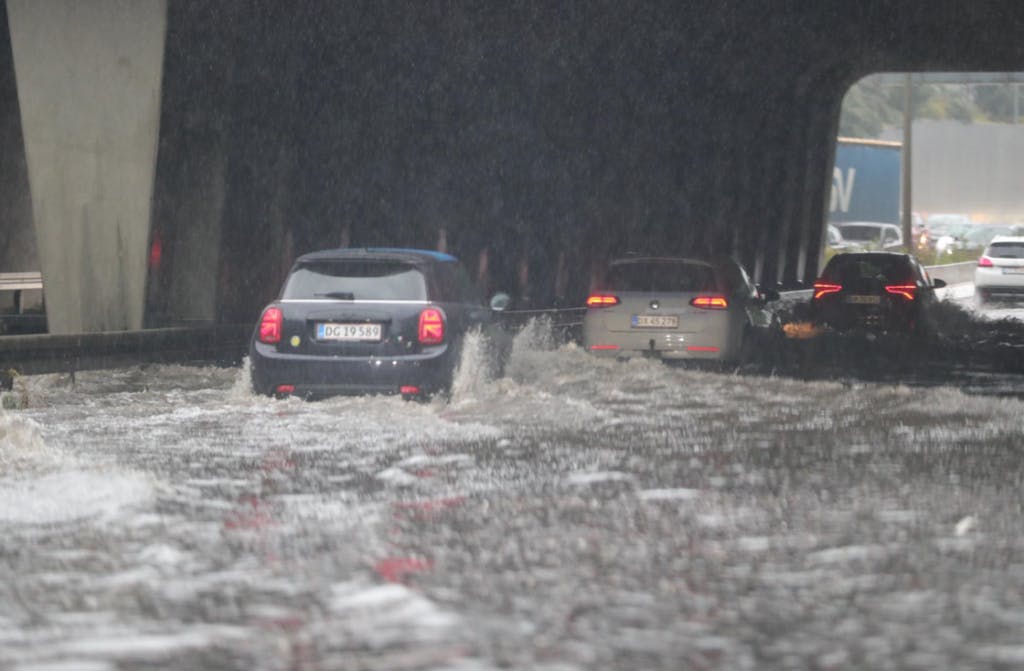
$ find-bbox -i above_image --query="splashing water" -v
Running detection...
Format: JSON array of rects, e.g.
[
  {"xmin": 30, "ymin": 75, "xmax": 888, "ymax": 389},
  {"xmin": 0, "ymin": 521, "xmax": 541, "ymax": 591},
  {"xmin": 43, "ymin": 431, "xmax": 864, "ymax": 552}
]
[
  {"xmin": 505, "ymin": 316, "xmax": 559, "ymax": 384},
  {"xmin": 449, "ymin": 328, "xmax": 496, "ymax": 404},
  {"xmin": 0, "ymin": 411, "xmax": 62, "ymax": 476},
  {"xmin": 227, "ymin": 356, "xmax": 255, "ymax": 402},
  {"xmin": 450, "ymin": 318, "xmax": 561, "ymax": 405}
]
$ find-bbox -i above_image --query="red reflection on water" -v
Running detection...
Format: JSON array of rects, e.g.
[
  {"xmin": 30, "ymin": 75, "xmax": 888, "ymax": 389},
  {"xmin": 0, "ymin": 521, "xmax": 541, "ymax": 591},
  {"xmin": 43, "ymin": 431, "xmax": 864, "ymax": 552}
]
[{"xmin": 374, "ymin": 557, "xmax": 434, "ymax": 583}]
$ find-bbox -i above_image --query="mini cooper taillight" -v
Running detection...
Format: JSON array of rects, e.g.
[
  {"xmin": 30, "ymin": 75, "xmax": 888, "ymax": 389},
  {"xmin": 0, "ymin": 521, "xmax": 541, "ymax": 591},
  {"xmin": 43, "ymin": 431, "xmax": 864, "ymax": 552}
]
[
  {"xmin": 418, "ymin": 307, "xmax": 445, "ymax": 345},
  {"xmin": 586, "ymin": 294, "xmax": 619, "ymax": 308},
  {"xmin": 258, "ymin": 307, "xmax": 283, "ymax": 344}
]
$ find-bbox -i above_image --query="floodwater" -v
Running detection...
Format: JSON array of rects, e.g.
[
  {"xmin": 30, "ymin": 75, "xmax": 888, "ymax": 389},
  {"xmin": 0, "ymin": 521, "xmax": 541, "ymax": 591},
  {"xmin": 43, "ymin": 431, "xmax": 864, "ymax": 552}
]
[{"xmin": 2, "ymin": 317, "xmax": 1024, "ymax": 670}]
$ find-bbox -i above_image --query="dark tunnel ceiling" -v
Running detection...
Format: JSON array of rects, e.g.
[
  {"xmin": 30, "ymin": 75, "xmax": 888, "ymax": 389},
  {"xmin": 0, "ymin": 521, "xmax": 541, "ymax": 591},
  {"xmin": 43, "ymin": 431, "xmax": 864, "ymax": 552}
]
[{"xmin": 6, "ymin": 1, "xmax": 1022, "ymax": 322}]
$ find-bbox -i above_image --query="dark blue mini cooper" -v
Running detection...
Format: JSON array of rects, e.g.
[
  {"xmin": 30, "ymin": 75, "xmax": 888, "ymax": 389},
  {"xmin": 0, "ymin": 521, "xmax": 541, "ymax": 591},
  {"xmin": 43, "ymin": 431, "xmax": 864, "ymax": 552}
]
[{"xmin": 249, "ymin": 248, "xmax": 507, "ymax": 399}]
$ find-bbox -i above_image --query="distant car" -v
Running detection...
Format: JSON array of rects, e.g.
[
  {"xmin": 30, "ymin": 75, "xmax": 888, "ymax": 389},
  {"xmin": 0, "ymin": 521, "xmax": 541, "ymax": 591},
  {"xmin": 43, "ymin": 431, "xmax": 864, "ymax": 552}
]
[
  {"xmin": 911, "ymin": 213, "xmax": 927, "ymax": 250},
  {"xmin": 835, "ymin": 222, "xmax": 904, "ymax": 251},
  {"xmin": 922, "ymin": 213, "xmax": 972, "ymax": 252},
  {"xmin": 249, "ymin": 248, "xmax": 507, "ymax": 399},
  {"xmin": 582, "ymin": 255, "xmax": 780, "ymax": 364},
  {"xmin": 809, "ymin": 252, "xmax": 946, "ymax": 335},
  {"xmin": 826, "ymin": 224, "xmax": 863, "ymax": 254},
  {"xmin": 974, "ymin": 236, "xmax": 1024, "ymax": 303},
  {"xmin": 925, "ymin": 213, "xmax": 971, "ymax": 229},
  {"xmin": 962, "ymin": 225, "xmax": 1015, "ymax": 252}
]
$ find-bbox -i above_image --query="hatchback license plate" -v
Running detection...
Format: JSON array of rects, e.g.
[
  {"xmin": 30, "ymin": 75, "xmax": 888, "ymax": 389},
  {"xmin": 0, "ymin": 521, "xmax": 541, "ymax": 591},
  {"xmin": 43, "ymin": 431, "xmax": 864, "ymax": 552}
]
[
  {"xmin": 317, "ymin": 322, "xmax": 382, "ymax": 341},
  {"xmin": 846, "ymin": 295, "xmax": 880, "ymax": 305},
  {"xmin": 1002, "ymin": 268, "xmax": 1024, "ymax": 275},
  {"xmin": 632, "ymin": 314, "xmax": 679, "ymax": 328}
]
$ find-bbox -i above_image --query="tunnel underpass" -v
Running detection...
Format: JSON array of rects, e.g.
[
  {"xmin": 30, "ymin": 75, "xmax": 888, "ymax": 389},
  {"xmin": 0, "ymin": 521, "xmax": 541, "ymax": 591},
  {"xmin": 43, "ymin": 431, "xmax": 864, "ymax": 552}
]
[{"xmin": 2, "ymin": 2, "xmax": 1024, "ymax": 332}]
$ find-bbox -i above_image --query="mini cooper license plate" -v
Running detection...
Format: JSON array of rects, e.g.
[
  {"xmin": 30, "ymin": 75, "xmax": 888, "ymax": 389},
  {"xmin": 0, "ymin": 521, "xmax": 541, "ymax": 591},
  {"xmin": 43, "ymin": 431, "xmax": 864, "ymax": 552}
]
[
  {"xmin": 845, "ymin": 295, "xmax": 880, "ymax": 305},
  {"xmin": 316, "ymin": 322, "xmax": 382, "ymax": 341},
  {"xmin": 632, "ymin": 314, "xmax": 679, "ymax": 328}
]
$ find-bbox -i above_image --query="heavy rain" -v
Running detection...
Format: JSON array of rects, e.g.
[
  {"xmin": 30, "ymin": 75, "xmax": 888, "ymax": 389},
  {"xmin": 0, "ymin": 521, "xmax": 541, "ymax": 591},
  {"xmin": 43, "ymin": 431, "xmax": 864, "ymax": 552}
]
[
  {"xmin": 3, "ymin": 4, "xmax": 1024, "ymax": 671},
  {"xmin": 4, "ymin": 308, "xmax": 1024, "ymax": 669}
]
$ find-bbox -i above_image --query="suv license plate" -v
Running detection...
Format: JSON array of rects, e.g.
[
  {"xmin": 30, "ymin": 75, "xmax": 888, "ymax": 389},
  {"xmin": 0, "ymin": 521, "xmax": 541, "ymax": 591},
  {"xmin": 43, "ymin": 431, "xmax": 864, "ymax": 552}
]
[
  {"xmin": 633, "ymin": 315, "xmax": 678, "ymax": 328},
  {"xmin": 846, "ymin": 295, "xmax": 880, "ymax": 305},
  {"xmin": 317, "ymin": 322, "xmax": 382, "ymax": 341}
]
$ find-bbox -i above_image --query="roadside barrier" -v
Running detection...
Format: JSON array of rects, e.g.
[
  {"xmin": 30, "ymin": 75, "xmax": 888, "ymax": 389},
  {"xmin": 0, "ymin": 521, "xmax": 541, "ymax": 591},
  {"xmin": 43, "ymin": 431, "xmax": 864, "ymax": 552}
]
[
  {"xmin": 924, "ymin": 261, "xmax": 975, "ymax": 286},
  {"xmin": 0, "ymin": 324, "xmax": 250, "ymax": 389},
  {"xmin": 498, "ymin": 306, "xmax": 586, "ymax": 343}
]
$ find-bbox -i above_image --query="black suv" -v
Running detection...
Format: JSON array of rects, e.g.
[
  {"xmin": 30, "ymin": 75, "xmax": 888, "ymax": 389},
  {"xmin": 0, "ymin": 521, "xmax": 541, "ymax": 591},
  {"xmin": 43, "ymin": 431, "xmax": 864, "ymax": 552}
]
[
  {"xmin": 249, "ymin": 248, "xmax": 507, "ymax": 399},
  {"xmin": 809, "ymin": 252, "xmax": 946, "ymax": 335}
]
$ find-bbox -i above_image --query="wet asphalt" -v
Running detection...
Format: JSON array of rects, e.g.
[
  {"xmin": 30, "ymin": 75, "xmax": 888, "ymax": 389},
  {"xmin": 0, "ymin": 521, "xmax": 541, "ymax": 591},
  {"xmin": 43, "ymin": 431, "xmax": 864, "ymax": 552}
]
[{"xmin": 1, "ymin": 311, "xmax": 1024, "ymax": 670}]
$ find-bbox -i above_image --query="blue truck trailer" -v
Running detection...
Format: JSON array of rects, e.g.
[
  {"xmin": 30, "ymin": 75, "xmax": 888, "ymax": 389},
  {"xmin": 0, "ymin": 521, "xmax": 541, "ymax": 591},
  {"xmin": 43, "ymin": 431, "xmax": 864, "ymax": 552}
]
[{"xmin": 829, "ymin": 137, "xmax": 902, "ymax": 224}]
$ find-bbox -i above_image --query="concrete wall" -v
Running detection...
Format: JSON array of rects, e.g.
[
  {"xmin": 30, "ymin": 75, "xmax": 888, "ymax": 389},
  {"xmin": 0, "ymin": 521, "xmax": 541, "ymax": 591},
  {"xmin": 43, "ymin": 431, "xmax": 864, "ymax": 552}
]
[
  {"xmin": 6, "ymin": 0, "xmax": 166, "ymax": 333},
  {"xmin": 0, "ymin": 4, "xmax": 33, "ymax": 274},
  {"xmin": 883, "ymin": 120, "xmax": 1024, "ymax": 222}
]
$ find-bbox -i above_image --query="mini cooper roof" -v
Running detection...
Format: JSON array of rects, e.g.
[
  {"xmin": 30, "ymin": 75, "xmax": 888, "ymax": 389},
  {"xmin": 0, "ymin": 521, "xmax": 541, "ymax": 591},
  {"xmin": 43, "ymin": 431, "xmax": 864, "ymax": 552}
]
[{"xmin": 293, "ymin": 247, "xmax": 458, "ymax": 265}]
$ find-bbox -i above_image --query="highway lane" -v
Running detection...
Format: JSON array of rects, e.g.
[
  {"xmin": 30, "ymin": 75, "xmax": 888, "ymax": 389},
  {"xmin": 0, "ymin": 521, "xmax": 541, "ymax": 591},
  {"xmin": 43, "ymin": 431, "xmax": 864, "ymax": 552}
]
[{"xmin": 2, "ymin": 321, "xmax": 1024, "ymax": 670}]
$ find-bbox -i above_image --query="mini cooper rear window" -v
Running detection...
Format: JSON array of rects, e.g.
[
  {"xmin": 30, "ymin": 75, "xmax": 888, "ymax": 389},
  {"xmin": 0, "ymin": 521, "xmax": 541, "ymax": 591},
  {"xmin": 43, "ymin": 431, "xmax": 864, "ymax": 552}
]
[
  {"xmin": 605, "ymin": 261, "xmax": 718, "ymax": 292},
  {"xmin": 282, "ymin": 260, "xmax": 428, "ymax": 301}
]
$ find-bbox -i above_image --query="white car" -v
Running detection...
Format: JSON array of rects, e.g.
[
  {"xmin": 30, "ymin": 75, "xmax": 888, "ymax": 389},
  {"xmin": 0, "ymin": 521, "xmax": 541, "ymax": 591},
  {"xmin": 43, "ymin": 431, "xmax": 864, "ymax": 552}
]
[
  {"xmin": 827, "ymin": 224, "xmax": 863, "ymax": 253},
  {"xmin": 975, "ymin": 236, "xmax": 1024, "ymax": 303},
  {"xmin": 582, "ymin": 255, "xmax": 779, "ymax": 363},
  {"xmin": 835, "ymin": 221, "xmax": 904, "ymax": 251}
]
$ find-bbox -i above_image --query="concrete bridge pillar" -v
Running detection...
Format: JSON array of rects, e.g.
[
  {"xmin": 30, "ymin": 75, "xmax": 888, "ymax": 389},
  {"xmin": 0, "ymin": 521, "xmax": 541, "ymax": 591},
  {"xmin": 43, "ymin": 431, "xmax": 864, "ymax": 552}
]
[{"xmin": 6, "ymin": 0, "xmax": 166, "ymax": 333}]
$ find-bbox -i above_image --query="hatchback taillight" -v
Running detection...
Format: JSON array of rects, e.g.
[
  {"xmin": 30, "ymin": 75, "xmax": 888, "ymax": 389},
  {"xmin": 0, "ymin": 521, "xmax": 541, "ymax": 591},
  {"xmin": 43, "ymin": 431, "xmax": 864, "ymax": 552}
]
[
  {"xmin": 586, "ymin": 294, "xmax": 619, "ymax": 308},
  {"xmin": 258, "ymin": 307, "xmax": 282, "ymax": 344},
  {"xmin": 690, "ymin": 295, "xmax": 729, "ymax": 309},
  {"xmin": 418, "ymin": 307, "xmax": 445, "ymax": 345},
  {"xmin": 812, "ymin": 281, "xmax": 842, "ymax": 300},
  {"xmin": 884, "ymin": 284, "xmax": 917, "ymax": 300},
  {"xmin": 978, "ymin": 256, "xmax": 994, "ymax": 268}
]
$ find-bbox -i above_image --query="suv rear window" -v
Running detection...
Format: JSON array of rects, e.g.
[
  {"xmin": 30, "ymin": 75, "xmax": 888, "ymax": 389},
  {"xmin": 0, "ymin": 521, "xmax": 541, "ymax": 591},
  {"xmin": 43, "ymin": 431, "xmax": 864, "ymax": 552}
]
[
  {"xmin": 822, "ymin": 255, "xmax": 913, "ymax": 284},
  {"xmin": 605, "ymin": 261, "xmax": 718, "ymax": 292},
  {"xmin": 837, "ymin": 225, "xmax": 884, "ymax": 242},
  {"xmin": 986, "ymin": 242, "xmax": 1024, "ymax": 259},
  {"xmin": 281, "ymin": 260, "xmax": 428, "ymax": 301}
]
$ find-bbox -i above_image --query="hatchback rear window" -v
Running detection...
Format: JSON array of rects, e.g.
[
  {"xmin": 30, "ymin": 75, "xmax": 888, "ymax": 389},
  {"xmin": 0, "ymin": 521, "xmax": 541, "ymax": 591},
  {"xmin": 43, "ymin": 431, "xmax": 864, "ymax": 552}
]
[
  {"xmin": 605, "ymin": 261, "xmax": 718, "ymax": 292},
  {"xmin": 822, "ymin": 256, "xmax": 913, "ymax": 284},
  {"xmin": 986, "ymin": 242, "xmax": 1024, "ymax": 259},
  {"xmin": 281, "ymin": 260, "xmax": 428, "ymax": 301}
]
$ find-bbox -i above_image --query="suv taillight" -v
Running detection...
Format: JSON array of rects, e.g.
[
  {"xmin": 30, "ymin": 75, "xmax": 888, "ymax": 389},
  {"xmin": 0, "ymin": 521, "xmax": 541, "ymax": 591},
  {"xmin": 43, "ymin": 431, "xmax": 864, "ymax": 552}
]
[
  {"xmin": 418, "ymin": 307, "xmax": 445, "ymax": 345},
  {"xmin": 258, "ymin": 307, "xmax": 282, "ymax": 344},
  {"xmin": 978, "ymin": 256, "xmax": 994, "ymax": 268},
  {"xmin": 812, "ymin": 281, "xmax": 842, "ymax": 300},
  {"xmin": 884, "ymin": 284, "xmax": 917, "ymax": 300},
  {"xmin": 586, "ymin": 294, "xmax": 619, "ymax": 308}
]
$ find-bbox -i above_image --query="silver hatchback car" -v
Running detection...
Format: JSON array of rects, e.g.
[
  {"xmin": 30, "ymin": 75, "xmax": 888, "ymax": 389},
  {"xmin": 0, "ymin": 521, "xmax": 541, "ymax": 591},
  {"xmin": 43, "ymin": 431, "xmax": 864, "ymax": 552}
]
[{"xmin": 582, "ymin": 255, "xmax": 780, "ymax": 363}]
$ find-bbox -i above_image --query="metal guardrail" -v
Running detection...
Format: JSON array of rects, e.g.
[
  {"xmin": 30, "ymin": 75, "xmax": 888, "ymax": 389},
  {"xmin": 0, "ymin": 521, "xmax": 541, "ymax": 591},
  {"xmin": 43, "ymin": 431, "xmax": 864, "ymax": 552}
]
[
  {"xmin": 0, "ymin": 272, "xmax": 46, "ymax": 335},
  {"xmin": 499, "ymin": 306, "xmax": 586, "ymax": 342},
  {"xmin": 0, "ymin": 324, "xmax": 251, "ymax": 388},
  {"xmin": 0, "ymin": 271, "xmax": 43, "ymax": 291},
  {"xmin": 924, "ymin": 261, "xmax": 976, "ymax": 286}
]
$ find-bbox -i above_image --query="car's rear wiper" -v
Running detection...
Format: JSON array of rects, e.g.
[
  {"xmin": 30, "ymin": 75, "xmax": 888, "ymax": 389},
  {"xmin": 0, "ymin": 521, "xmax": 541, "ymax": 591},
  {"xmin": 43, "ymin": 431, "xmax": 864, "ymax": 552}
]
[{"xmin": 315, "ymin": 291, "xmax": 355, "ymax": 300}]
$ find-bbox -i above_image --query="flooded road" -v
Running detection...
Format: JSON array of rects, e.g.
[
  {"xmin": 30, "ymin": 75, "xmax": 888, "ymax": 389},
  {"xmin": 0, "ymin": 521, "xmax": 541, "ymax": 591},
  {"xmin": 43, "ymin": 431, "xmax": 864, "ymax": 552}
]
[{"xmin": 3, "ymin": 321, "xmax": 1024, "ymax": 670}]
